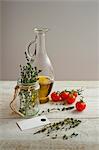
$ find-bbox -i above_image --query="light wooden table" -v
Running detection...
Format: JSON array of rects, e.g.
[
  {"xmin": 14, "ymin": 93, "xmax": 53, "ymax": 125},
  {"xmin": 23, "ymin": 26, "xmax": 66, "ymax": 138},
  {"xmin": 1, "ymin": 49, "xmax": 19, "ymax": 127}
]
[{"xmin": 0, "ymin": 81, "xmax": 99, "ymax": 150}]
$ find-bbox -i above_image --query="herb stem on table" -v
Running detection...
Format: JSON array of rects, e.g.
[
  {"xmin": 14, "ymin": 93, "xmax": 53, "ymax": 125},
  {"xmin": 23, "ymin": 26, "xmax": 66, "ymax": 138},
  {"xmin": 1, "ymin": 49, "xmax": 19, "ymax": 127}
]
[
  {"xmin": 34, "ymin": 118, "xmax": 81, "ymax": 140},
  {"xmin": 38, "ymin": 106, "xmax": 74, "ymax": 116}
]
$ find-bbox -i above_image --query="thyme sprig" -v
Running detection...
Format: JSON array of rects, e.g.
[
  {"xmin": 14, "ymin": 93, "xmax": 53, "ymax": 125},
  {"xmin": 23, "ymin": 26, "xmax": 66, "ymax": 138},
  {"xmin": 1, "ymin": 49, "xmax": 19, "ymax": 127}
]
[
  {"xmin": 64, "ymin": 88, "xmax": 84, "ymax": 95},
  {"xmin": 63, "ymin": 132, "xmax": 78, "ymax": 140},
  {"xmin": 19, "ymin": 51, "xmax": 41, "ymax": 84},
  {"xmin": 34, "ymin": 118, "xmax": 81, "ymax": 140},
  {"xmin": 38, "ymin": 106, "xmax": 74, "ymax": 116}
]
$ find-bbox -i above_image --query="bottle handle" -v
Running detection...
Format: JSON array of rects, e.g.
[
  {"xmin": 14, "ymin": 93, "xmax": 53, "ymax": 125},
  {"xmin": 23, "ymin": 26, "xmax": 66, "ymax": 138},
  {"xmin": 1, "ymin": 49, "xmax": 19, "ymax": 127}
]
[
  {"xmin": 10, "ymin": 85, "xmax": 25, "ymax": 117},
  {"xmin": 26, "ymin": 35, "xmax": 37, "ymax": 61}
]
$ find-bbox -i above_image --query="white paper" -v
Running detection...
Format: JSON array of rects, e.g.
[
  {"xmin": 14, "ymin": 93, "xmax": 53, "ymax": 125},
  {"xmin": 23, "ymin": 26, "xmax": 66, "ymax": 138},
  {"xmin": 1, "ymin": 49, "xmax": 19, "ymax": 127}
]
[{"xmin": 16, "ymin": 115, "xmax": 51, "ymax": 131}]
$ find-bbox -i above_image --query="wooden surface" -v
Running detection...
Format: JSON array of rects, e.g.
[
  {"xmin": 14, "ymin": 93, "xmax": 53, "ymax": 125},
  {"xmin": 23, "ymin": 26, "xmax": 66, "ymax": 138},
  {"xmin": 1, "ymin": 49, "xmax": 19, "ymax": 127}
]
[{"xmin": 0, "ymin": 81, "xmax": 99, "ymax": 150}]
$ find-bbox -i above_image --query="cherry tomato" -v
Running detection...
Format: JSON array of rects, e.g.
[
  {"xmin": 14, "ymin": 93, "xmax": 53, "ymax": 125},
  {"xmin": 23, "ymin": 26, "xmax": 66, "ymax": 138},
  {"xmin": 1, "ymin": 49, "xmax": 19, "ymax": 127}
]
[
  {"xmin": 71, "ymin": 90, "xmax": 78, "ymax": 98},
  {"xmin": 76, "ymin": 101, "xmax": 86, "ymax": 111},
  {"xmin": 67, "ymin": 94, "xmax": 76, "ymax": 104},
  {"xmin": 60, "ymin": 91, "xmax": 69, "ymax": 100},
  {"xmin": 73, "ymin": 91, "xmax": 78, "ymax": 98},
  {"xmin": 51, "ymin": 92, "xmax": 61, "ymax": 102}
]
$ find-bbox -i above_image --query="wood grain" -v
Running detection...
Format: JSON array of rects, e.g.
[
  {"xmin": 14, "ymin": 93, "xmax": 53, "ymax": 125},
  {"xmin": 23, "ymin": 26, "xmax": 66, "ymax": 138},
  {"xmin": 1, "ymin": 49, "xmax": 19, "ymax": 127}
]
[{"xmin": 0, "ymin": 81, "xmax": 99, "ymax": 150}]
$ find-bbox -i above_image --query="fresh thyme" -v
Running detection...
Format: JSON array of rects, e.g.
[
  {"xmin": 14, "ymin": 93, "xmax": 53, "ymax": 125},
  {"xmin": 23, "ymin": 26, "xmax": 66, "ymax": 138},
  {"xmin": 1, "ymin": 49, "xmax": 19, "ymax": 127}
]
[
  {"xmin": 38, "ymin": 106, "xmax": 74, "ymax": 116},
  {"xmin": 34, "ymin": 118, "xmax": 81, "ymax": 140},
  {"xmin": 64, "ymin": 89, "xmax": 84, "ymax": 95},
  {"xmin": 19, "ymin": 51, "xmax": 41, "ymax": 84},
  {"xmin": 63, "ymin": 132, "xmax": 78, "ymax": 140},
  {"xmin": 18, "ymin": 50, "xmax": 41, "ymax": 116}
]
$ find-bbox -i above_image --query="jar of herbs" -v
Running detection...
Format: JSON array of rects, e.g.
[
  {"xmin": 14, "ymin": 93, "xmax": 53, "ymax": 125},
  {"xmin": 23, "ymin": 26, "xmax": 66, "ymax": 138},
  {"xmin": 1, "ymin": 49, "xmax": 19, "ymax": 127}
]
[
  {"xmin": 10, "ymin": 81, "xmax": 40, "ymax": 118},
  {"xmin": 10, "ymin": 50, "xmax": 41, "ymax": 118},
  {"xmin": 19, "ymin": 81, "xmax": 39, "ymax": 117}
]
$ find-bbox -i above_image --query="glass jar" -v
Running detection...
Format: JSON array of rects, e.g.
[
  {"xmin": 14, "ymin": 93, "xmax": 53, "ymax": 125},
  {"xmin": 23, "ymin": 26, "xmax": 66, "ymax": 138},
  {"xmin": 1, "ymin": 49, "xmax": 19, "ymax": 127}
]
[{"xmin": 10, "ymin": 81, "xmax": 40, "ymax": 118}]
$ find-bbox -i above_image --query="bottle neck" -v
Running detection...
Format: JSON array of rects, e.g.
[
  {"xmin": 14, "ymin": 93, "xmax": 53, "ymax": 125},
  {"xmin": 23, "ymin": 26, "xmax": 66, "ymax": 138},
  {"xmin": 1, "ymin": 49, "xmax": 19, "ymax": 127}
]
[{"xmin": 36, "ymin": 32, "xmax": 46, "ymax": 54}]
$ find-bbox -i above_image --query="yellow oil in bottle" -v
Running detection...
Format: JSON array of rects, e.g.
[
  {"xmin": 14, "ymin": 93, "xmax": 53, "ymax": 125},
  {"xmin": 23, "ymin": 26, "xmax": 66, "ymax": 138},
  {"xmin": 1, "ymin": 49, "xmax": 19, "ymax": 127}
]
[{"xmin": 38, "ymin": 76, "xmax": 53, "ymax": 104}]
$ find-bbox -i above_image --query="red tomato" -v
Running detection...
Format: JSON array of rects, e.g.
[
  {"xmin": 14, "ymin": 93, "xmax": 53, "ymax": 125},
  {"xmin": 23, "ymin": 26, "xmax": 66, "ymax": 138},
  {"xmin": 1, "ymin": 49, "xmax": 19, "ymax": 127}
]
[
  {"xmin": 73, "ymin": 91, "xmax": 78, "ymax": 98},
  {"xmin": 51, "ymin": 92, "xmax": 61, "ymax": 102},
  {"xmin": 67, "ymin": 94, "xmax": 76, "ymax": 104},
  {"xmin": 76, "ymin": 101, "xmax": 86, "ymax": 111},
  {"xmin": 71, "ymin": 90, "xmax": 78, "ymax": 98},
  {"xmin": 60, "ymin": 91, "xmax": 69, "ymax": 100}
]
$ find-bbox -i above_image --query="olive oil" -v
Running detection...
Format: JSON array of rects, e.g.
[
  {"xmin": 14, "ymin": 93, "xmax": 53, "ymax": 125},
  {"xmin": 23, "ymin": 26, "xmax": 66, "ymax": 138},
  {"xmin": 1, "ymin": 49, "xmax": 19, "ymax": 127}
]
[{"xmin": 38, "ymin": 76, "xmax": 53, "ymax": 104}]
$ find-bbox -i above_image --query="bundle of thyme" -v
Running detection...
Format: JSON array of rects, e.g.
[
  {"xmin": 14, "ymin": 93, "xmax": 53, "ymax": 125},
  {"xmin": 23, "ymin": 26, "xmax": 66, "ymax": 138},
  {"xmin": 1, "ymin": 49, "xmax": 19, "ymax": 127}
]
[
  {"xmin": 17, "ymin": 49, "xmax": 42, "ymax": 115},
  {"xmin": 19, "ymin": 50, "xmax": 41, "ymax": 84},
  {"xmin": 34, "ymin": 118, "xmax": 81, "ymax": 140}
]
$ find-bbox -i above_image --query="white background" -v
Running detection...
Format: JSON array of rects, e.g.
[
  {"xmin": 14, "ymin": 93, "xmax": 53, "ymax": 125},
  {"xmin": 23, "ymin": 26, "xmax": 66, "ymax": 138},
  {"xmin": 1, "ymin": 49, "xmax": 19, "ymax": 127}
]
[{"xmin": 0, "ymin": 0, "xmax": 99, "ymax": 80}]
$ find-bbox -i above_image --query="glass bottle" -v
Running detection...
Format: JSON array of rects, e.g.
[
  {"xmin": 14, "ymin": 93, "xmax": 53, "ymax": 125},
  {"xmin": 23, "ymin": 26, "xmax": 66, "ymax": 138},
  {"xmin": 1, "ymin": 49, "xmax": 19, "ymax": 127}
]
[{"xmin": 26, "ymin": 28, "xmax": 54, "ymax": 104}]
